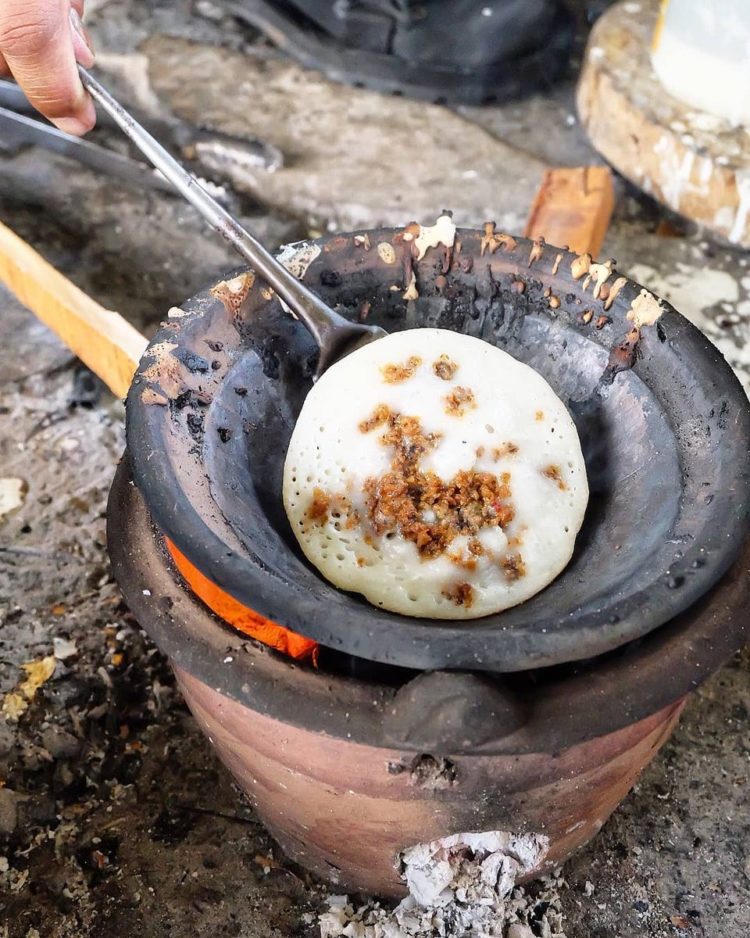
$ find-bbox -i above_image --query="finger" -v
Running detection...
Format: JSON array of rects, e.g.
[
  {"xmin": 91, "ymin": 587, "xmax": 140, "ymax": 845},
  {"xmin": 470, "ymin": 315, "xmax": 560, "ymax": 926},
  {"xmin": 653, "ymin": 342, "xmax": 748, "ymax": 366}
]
[
  {"xmin": 69, "ymin": 7, "xmax": 96, "ymax": 71},
  {"xmin": 0, "ymin": 3, "xmax": 88, "ymax": 80},
  {"xmin": 0, "ymin": 0, "xmax": 96, "ymax": 136}
]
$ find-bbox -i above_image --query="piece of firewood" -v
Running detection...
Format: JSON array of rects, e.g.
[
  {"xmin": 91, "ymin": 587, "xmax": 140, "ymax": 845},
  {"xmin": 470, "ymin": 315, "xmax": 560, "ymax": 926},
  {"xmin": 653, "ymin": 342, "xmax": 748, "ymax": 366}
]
[
  {"xmin": 0, "ymin": 220, "xmax": 147, "ymax": 399},
  {"xmin": 524, "ymin": 166, "xmax": 615, "ymax": 257}
]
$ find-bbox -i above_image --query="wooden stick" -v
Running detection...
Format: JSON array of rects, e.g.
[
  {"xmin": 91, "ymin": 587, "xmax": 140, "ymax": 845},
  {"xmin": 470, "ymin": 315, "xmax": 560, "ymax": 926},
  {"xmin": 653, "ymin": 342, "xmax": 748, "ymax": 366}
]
[
  {"xmin": 524, "ymin": 166, "xmax": 615, "ymax": 257},
  {"xmin": 0, "ymin": 220, "xmax": 147, "ymax": 399}
]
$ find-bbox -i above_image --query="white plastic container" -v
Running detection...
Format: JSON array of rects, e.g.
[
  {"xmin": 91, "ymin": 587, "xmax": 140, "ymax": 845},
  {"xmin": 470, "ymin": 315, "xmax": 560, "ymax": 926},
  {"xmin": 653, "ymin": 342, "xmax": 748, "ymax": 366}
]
[{"xmin": 651, "ymin": 0, "xmax": 750, "ymax": 126}]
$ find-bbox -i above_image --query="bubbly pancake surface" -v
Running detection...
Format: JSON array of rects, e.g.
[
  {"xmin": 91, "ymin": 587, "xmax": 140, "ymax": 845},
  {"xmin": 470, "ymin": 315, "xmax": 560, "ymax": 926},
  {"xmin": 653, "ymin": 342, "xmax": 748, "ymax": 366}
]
[{"xmin": 283, "ymin": 329, "xmax": 589, "ymax": 619}]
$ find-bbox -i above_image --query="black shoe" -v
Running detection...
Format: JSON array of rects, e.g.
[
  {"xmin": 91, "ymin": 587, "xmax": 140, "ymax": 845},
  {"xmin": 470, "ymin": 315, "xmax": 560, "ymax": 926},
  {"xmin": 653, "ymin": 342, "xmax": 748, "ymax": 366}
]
[{"xmin": 223, "ymin": 0, "xmax": 574, "ymax": 104}]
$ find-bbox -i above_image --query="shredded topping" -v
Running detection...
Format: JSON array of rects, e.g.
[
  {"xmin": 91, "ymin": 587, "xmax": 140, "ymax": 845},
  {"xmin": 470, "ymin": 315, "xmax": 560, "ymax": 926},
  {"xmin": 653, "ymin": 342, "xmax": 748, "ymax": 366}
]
[
  {"xmin": 493, "ymin": 442, "xmax": 519, "ymax": 459},
  {"xmin": 382, "ymin": 356, "xmax": 422, "ymax": 384},
  {"xmin": 445, "ymin": 386, "xmax": 476, "ymax": 417},
  {"xmin": 306, "ymin": 488, "xmax": 359, "ymax": 529},
  {"xmin": 442, "ymin": 582, "xmax": 474, "ymax": 608},
  {"xmin": 359, "ymin": 407, "xmax": 515, "ymax": 560},
  {"xmin": 433, "ymin": 354, "xmax": 459, "ymax": 381},
  {"xmin": 307, "ymin": 487, "xmax": 330, "ymax": 523},
  {"xmin": 542, "ymin": 464, "xmax": 567, "ymax": 491},
  {"xmin": 501, "ymin": 554, "xmax": 526, "ymax": 581},
  {"xmin": 448, "ymin": 552, "xmax": 478, "ymax": 572},
  {"xmin": 358, "ymin": 404, "xmax": 391, "ymax": 434}
]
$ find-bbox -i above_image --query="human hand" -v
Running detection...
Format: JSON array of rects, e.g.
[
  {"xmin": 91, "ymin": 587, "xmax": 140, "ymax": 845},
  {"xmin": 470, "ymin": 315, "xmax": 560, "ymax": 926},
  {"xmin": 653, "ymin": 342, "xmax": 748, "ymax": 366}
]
[{"xmin": 0, "ymin": 0, "xmax": 96, "ymax": 136}]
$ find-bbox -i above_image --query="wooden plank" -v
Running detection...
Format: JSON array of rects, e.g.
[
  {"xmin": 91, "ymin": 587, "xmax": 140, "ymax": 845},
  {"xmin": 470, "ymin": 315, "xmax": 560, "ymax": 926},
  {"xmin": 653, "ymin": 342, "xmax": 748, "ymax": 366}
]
[
  {"xmin": 524, "ymin": 166, "xmax": 615, "ymax": 257},
  {"xmin": 0, "ymin": 220, "xmax": 147, "ymax": 399}
]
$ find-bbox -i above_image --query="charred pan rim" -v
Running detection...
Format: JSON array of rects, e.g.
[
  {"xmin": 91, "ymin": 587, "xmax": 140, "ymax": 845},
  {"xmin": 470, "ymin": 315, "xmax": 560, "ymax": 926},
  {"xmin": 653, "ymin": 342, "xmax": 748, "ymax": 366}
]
[
  {"xmin": 108, "ymin": 455, "xmax": 750, "ymax": 754},
  {"xmin": 125, "ymin": 227, "xmax": 750, "ymax": 672}
]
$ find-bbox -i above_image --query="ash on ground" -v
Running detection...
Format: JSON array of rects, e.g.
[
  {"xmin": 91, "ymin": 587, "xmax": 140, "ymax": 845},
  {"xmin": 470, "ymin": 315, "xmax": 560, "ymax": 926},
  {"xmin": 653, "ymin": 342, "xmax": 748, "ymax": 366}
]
[{"xmin": 320, "ymin": 832, "xmax": 565, "ymax": 938}]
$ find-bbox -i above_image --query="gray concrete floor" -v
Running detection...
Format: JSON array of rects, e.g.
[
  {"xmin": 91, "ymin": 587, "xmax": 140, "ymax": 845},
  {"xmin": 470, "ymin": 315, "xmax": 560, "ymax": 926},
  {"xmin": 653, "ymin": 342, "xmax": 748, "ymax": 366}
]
[{"xmin": 1, "ymin": 2, "xmax": 749, "ymax": 936}]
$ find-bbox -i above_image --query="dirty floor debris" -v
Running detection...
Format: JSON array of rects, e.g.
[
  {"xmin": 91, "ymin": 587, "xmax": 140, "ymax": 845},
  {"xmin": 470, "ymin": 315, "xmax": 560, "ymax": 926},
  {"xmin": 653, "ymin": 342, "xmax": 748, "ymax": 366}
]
[
  {"xmin": 1, "ymin": 1, "xmax": 749, "ymax": 937},
  {"xmin": 320, "ymin": 874, "xmax": 570, "ymax": 938}
]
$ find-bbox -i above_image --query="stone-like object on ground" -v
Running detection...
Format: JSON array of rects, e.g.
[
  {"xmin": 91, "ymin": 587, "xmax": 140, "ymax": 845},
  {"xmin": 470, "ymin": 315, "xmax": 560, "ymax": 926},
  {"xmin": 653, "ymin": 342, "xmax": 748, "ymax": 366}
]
[{"xmin": 0, "ymin": 477, "xmax": 26, "ymax": 520}]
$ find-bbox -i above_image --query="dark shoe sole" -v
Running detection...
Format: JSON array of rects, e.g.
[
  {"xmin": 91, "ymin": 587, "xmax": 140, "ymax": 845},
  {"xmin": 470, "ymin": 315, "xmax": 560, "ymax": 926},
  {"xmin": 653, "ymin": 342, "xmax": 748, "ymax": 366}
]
[{"xmin": 223, "ymin": 0, "xmax": 575, "ymax": 105}]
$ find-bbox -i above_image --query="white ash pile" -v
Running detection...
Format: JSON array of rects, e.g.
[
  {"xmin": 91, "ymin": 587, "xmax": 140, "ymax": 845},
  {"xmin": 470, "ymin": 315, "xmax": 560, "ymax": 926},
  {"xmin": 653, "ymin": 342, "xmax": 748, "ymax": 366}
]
[{"xmin": 319, "ymin": 831, "xmax": 569, "ymax": 938}]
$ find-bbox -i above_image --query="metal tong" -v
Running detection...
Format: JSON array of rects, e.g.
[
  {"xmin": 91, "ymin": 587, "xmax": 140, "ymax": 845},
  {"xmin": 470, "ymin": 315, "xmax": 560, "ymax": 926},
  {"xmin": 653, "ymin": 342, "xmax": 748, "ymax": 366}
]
[{"xmin": 75, "ymin": 68, "xmax": 384, "ymax": 375}]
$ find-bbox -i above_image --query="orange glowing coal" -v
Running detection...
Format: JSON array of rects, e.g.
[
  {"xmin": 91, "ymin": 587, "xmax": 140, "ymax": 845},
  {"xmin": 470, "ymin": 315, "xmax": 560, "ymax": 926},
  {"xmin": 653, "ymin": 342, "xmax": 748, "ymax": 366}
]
[{"xmin": 165, "ymin": 539, "xmax": 318, "ymax": 662}]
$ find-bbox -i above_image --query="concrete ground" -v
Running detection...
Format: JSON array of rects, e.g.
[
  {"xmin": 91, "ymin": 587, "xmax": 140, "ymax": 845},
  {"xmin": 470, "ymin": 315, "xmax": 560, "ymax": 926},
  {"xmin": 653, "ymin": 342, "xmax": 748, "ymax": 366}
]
[{"xmin": 1, "ymin": 1, "xmax": 749, "ymax": 936}]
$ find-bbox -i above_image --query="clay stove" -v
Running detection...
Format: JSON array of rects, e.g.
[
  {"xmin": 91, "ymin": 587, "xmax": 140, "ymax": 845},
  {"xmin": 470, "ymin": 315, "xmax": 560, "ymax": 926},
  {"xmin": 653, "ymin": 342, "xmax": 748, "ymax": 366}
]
[{"xmin": 108, "ymin": 225, "xmax": 750, "ymax": 896}]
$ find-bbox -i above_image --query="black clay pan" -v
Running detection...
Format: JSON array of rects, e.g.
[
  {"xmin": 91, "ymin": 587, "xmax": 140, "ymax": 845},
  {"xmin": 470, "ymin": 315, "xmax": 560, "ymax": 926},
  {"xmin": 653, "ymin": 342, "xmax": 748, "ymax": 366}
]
[{"xmin": 126, "ymin": 228, "xmax": 750, "ymax": 672}]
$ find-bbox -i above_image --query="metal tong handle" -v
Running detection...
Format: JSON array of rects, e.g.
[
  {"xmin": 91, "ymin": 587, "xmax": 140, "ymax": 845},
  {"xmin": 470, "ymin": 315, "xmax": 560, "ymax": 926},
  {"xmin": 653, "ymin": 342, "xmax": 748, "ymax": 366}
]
[{"xmin": 78, "ymin": 67, "xmax": 381, "ymax": 375}]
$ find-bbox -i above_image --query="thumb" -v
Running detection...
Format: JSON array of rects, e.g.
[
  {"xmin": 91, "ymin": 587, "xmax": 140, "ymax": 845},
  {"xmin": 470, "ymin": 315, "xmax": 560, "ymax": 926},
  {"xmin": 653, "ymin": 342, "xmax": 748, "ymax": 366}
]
[{"xmin": 0, "ymin": 0, "xmax": 96, "ymax": 135}]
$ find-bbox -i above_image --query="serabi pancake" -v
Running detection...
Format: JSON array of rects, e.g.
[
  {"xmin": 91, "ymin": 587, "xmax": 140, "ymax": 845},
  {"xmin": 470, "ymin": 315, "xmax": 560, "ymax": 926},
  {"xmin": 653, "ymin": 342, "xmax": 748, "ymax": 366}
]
[{"xmin": 283, "ymin": 329, "xmax": 589, "ymax": 619}]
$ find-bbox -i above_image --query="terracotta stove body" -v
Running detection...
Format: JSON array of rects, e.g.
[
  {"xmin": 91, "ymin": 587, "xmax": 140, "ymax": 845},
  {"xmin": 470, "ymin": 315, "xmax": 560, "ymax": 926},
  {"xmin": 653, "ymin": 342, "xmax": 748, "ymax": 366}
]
[
  {"xmin": 109, "ymin": 227, "xmax": 750, "ymax": 897},
  {"xmin": 177, "ymin": 674, "xmax": 683, "ymax": 895}
]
